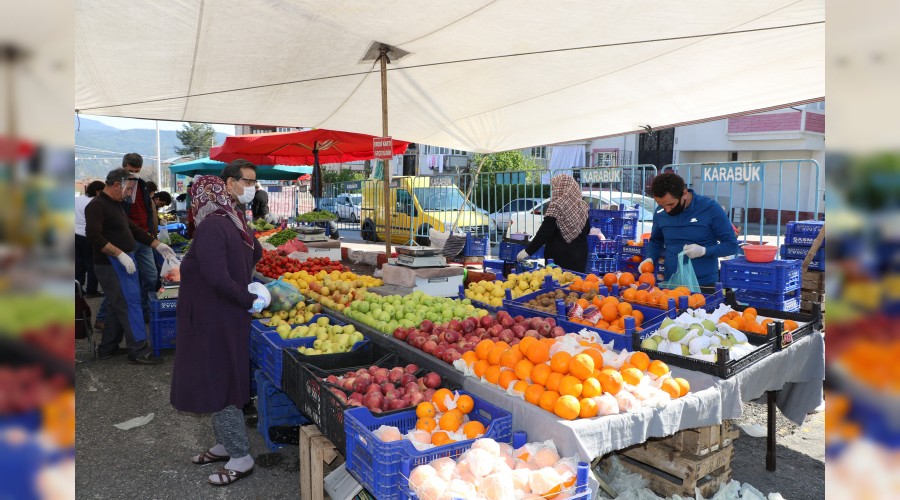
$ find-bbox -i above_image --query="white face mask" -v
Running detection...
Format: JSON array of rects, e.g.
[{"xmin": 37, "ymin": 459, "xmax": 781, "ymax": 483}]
[{"xmin": 236, "ymin": 183, "xmax": 255, "ymax": 204}]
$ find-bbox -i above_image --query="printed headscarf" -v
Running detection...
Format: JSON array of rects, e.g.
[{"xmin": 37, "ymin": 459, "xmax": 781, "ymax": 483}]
[
  {"xmin": 544, "ymin": 174, "xmax": 589, "ymax": 243},
  {"xmin": 189, "ymin": 175, "xmax": 254, "ymax": 249}
]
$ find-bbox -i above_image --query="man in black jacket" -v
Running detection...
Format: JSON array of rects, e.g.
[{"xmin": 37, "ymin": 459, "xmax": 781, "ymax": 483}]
[{"xmin": 251, "ymin": 183, "xmax": 270, "ymax": 222}]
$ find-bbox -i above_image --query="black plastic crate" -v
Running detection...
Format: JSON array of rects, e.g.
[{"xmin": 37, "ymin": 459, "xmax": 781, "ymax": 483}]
[{"xmin": 281, "ymin": 339, "xmax": 376, "ymax": 416}]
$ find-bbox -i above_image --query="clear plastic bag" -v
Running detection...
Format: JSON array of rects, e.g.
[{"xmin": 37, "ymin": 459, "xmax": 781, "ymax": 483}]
[
  {"xmin": 264, "ymin": 277, "xmax": 303, "ymax": 311},
  {"xmin": 663, "ymin": 251, "xmax": 701, "ymax": 293},
  {"xmin": 157, "ymin": 227, "xmax": 171, "ymax": 245},
  {"xmin": 160, "ymin": 255, "xmax": 181, "ymax": 282}
]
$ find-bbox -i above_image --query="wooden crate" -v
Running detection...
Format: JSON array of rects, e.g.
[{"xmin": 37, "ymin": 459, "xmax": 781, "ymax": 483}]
[
  {"xmin": 802, "ymin": 270, "xmax": 825, "ymax": 292},
  {"xmin": 602, "ymin": 439, "xmax": 734, "ymax": 498},
  {"xmin": 651, "ymin": 422, "xmax": 739, "ymax": 456},
  {"xmin": 299, "ymin": 425, "xmax": 345, "ymax": 500}
]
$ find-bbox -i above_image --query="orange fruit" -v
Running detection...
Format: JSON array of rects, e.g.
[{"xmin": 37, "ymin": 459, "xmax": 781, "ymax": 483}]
[
  {"xmin": 456, "ymin": 394, "xmax": 474, "ymax": 414},
  {"xmin": 513, "ymin": 358, "xmax": 534, "ymax": 381},
  {"xmin": 602, "ymin": 273, "xmax": 618, "ymax": 287},
  {"xmin": 518, "ymin": 336, "xmax": 538, "ymax": 356},
  {"xmin": 600, "ymin": 303, "xmax": 618, "ymax": 322},
  {"xmin": 585, "ymin": 273, "xmax": 600, "ymax": 283},
  {"xmin": 462, "ymin": 420, "xmax": 486, "ymax": 439},
  {"xmin": 617, "ymin": 302, "xmax": 633, "ymax": 317},
  {"xmin": 416, "ymin": 402, "xmax": 435, "ymax": 419},
  {"xmin": 539, "ymin": 390, "xmax": 560, "ymax": 412},
  {"xmin": 550, "ymin": 352, "xmax": 572, "ymax": 374},
  {"xmin": 744, "ymin": 307, "xmax": 758, "ymax": 316},
  {"xmin": 432, "ymin": 389, "xmax": 454, "ymax": 412},
  {"xmin": 632, "ymin": 255, "xmax": 642, "ymax": 263},
  {"xmin": 475, "ymin": 339, "xmax": 494, "ymax": 360},
  {"xmin": 581, "ymin": 377, "xmax": 602, "ymax": 398},
  {"xmin": 620, "ymin": 367, "xmax": 643, "ymax": 386},
  {"xmin": 531, "ymin": 363, "xmax": 552, "ymax": 386},
  {"xmin": 487, "ymin": 345, "xmax": 507, "ymax": 365},
  {"xmin": 525, "ymin": 384, "xmax": 546, "ymax": 405},
  {"xmin": 631, "ymin": 309, "xmax": 644, "ymax": 327},
  {"xmin": 439, "ymin": 409, "xmax": 463, "ymax": 432},
  {"xmin": 500, "ymin": 348, "xmax": 524, "ymax": 370},
  {"xmin": 558, "ymin": 375, "xmax": 583, "ymax": 398},
  {"xmin": 648, "ymin": 360, "xmax": 670, "ymax": 377},
  {"xmin": 568, "ymin": 353, "xmax": 595, "ymax": 380},
  {"xmin": 597, "ymin": 370, "xmax": 624, "ymax": 395},
  {"xmin": 596, "ymin": 320, "xmax": 610, "ymax": 330},
  {"xmin": 554, "ymin": 395, "xmax": 581, "ymax": 420},
  {"xmin": 622, "ymin": 288, "xmax": 637, "ymax": 301},
  {"xmin": 784, "ymin": 320, "xmax": 799, "ymax": 331},
  {"xmin": 638, "ymin": 273, "xmax": 655, "ymax": 287},
  {"xmin": 601, "ymin": 295, "xmax": 619, "ymax": 307},
  {"xmin": 416, "ymin": 417, "xmax": 437, "ymax": 432},
  {"xmin": 692, "ymin": 294, "xmax": 706, "ymax": 308},
  {"xmin": 619, "ymin": 362, "xmax": 636, "ymax": 371},
  {"xmin": 545, "ymin": 372, "xmax": 564, "ymax": 392},
  {"xmin": 634, "ymin": 289, "xmax": 650, "ymax": 304},
  {"xmin": 512, "ymin": 380, "xmax": 528, "ymax": 394},
  {"xmin": 629, "ymin": 352, "xmax": 651, "ymax": 372},
  {"xmin": 582, "ymin": 348, "xmax": 605, "ymax": 370},
  {"xmin": 618, "ymin": 273, "xmax": 635, "ymax": 287},
  {"xmin": 639, "ymin": 260, "xmax": 654, "ymax": 273},
  {"xmin": 579, "ymin": 397, "xmax": 599, "ymax": 418},
  {"xmin": 498, "ymin": 369, "xmax": 519, "ymax": 390},
  {"xmin": 576, "ymin": 298, "xmax": 590, "ymax": 310},
  {"xmin": 674, "ymin": 377, "xmax": 691, "ymax": 397},
  {"xmin": 473, "ymin": 359, "xmax": 490, "ymax": 378},
  {"xmin": 461, "ymin": 351, "xmax": 478, "ymax": 367},
  {"xmin": 431, "ymin": 431, "xmax": 453, "ymax": 446},
  {"xmin": 660, "ymin": 378, "xmax": 681, "ymax": 399},
  {"xmin": 485, "ymin": 365, "xmax": 502, "ymax": 385},
  {"xmin": 526, "ymin": 342, "xmax": 551, "ymax": 364}
]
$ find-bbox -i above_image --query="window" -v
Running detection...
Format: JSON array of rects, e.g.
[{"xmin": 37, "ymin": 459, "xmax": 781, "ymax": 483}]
[
  {"xmin": 423, "ymin": 145, "xmax": 466, "ymax": 155},
  {"xmin": 530, "ymin": 147, "xmax": 547, "ymax": 159},
  {"xmin": 594, "ymin": 151, "xmax": 618, "ymax": 167},
  {"xmin": 521, "ymin": 199, "xmax": 540, "ymax": 211},
  {"xmin": 730, "ymin": 152, "xmax": 739, "ymax": 161},
  {"xmin": 500, "ymin": 201, "xmax": 514, "ymax": 213}
]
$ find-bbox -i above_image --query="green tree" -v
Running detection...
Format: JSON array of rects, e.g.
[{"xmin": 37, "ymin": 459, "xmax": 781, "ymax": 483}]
[
  {"xmin": 323, "ymin": 168, "xmax": 365, "ymax": 184},
  {"xmin": 175, "ymin": 123, "xmax": 216, "ymax": 158}
]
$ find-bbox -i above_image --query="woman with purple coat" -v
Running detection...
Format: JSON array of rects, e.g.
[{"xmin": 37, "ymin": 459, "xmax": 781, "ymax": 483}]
[{"xmin": 170, "ymin": 160, "xmax": 269, "ymax": 487}]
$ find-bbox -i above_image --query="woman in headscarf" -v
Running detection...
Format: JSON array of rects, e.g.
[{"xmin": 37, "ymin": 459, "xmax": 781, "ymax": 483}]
[
  {"xmin": 517, "ymin": 174, "xmax": 591, "ymax": 272},
  {"xmin": 170, "ymin": 160, "xmax": 269, "ymax": 487}
]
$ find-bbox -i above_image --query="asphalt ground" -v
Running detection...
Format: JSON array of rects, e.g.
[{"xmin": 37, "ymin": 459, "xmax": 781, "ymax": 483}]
[{"xmin": 75, "ymin": 295, "xmax": 824, "ymax": 500}]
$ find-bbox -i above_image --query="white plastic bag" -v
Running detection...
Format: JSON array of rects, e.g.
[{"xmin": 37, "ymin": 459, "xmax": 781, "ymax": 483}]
[{"xmin": 160, "ymin": 256, "xmax": 181, "ymax": 282}]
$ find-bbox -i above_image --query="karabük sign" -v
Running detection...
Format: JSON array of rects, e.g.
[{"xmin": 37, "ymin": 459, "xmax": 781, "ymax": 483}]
[{"xmin": 702, "ymin": 164, "xmax": 762, "ymax": 182}]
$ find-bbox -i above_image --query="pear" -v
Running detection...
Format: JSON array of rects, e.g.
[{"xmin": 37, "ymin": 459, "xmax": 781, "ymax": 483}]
[
  {"xmin": 660, "ymin": 318, "xmax": 676, "ymax": 329},
  {"xmin": 640, "ymin": 337, "xmax": 659, "ymax": 351},
  {"xmin": 681, "ymin": 344, "xmax": 691, "ymax": 356},
  {"xmin": 668, "ymin": 326, "xmax": 688, "ymax": 342},
  {"xmin": 701, "ymin": 319, "xmax": 717, "ymax": 331}
]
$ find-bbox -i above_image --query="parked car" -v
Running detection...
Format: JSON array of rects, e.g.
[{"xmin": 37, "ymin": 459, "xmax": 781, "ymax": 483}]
[
  {"xmin": 334, "ymin": 193, "xmax": 362, "ymax": 222},
  {"xmin": 489, "ymin": 198, "xmax": 544, "ymax": 237},
  {"xmin": 505, "ymin": 190, "xmax": 656, "ymax": 239}
]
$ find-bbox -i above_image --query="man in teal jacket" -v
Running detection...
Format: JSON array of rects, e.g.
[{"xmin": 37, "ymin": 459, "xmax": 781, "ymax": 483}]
[{"xmin": 644, "ymin": 173, "xmax": 738, "ymax": 290}]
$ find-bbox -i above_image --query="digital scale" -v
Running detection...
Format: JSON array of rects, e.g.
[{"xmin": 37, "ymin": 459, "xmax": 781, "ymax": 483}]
[
  {"xmin": 393, "ymin": 246, "xmax": 448, "ymax": 268},
  {"xmin": 156, "ymin": 279, "xmax": 180, "ymax": 299},
  {"xmin": 296, "ymin": 226, "xmax": 329, "ymax": 243}
]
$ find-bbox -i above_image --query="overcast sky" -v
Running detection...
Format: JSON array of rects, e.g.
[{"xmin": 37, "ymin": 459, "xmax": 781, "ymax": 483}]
[{"xmin": 82, "ymin": 114, "xmax": 236, "ymax": 135}]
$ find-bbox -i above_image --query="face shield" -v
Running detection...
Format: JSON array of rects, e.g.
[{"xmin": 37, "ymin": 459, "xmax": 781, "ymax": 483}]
[{"xmin": 121, "ymin": 178, "xmax": 139, "ymax": 204}]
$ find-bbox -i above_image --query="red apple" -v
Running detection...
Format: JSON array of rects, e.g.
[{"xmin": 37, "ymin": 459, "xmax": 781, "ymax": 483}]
[
  {"xmin": 401, "ymin": 374, "xmax": 418, "ymax": 387},
  {"xmin": 432, "ymin": 344, "xmax": 448, "ymax": 360},
  {"xmin": 480, "ymin": 316, "xmax": 495, "ymax": 329},
  {"xmin": 420, "ymin": 320, "xmax": 434, "ymax": 333},
  {"xmin": 551, "ymin": 326, "xmax": 566, "ymax": 338},
  {"xmin": 405, "ymin": 364, "xmax": 419, "ymax": 374},
  {"xmin": 444, "ymin": 330, "xmax": 461, "ymax": 344},
  {"xmin": 511, "ymin": 325, "xmax": 526, "ymax": 338},
  {"xmin": 423, "ymin": 372, "xmax": 442, "ymax": 389},
  {"xmin": 423, "ymin": 340, "xmax": 438, "ymax": 354}
]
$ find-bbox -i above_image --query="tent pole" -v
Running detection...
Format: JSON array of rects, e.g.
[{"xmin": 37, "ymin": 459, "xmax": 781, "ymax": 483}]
[{"xmin": 380, "ymin": 46, "xmax": 391, "ymax": 257}]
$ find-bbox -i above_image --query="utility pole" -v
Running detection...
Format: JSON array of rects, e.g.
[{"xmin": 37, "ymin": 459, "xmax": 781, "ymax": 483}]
[
  {"xmin": 380, "ymin": 46, "xmax": 391, "ymax": 257},
  {"xmin": 156, "ymin": 121, "xmax": 162, "ymax": 188}
]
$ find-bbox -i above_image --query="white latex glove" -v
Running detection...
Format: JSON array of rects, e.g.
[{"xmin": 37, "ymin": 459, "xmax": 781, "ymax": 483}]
[
  {"xmin": 155, "ymin": 242, "xmax": 176, "ymax": 260},
  {"xmin": 516, "ymin": 249, "xmax": 529, "ymax": 262},
  {"xmin": 247, "ymin": 282, "xmax": 271, "ymax": 309},
  {"xmin": 249, "ymin": 298, "xmax": 267, "ymax": 314},
  {"xmin": 116, "ymin": 253, "xmax": 137, "ymax": 274},
  {"xmin": 683, "ymin": 244, "xmax": 706, "ymax": 259}
]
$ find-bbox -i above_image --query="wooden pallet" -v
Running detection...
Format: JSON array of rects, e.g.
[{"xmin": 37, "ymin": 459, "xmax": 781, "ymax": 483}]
[
  {"xmin": 300, "ymin": 425, "xmax": 344, "ymax": 500},
  {"xmin": 651, "ymin": 422, "xmax": 739, "ymax": 457},
  {"xmin": 602, "ymin": 440, "xmax": 734, "ymax": 498}
]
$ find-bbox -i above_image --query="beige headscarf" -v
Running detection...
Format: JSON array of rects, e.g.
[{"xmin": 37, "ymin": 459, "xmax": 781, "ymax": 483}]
[{"xmin": 544, "ymin": 174, "xmax": 589, "ymax": 243}]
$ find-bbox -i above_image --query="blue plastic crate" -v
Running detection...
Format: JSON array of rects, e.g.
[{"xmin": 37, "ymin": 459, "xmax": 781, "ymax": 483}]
[
  {"xmin": 458, "ymin": 285, "xmax": 503, "ymax": 314},
  {"xmin": 588, "ymin": 235, "xmax": 619, "ymax": 256},
  {"xmin": 148, "ymin": 294, "xmax": 177, "ymax": 313},
  {"xmin": 786, "ymin": 220, "xmax": 824, "ymax": 236},
  {"xmin": 461, "ymin": 232, "xmax": 489, "ymax": 257},
  {"xmin": 784, "ymin": 229, "xmax": 824, "ymax": 246},
  {"xmin": 344, "ymin": 391, "xmax": 512, "ymax": 500},
  {"xmin": 254, "ymin": 370, "xmax": 309, "ymax": 451},
  {"xmin": 0, "ymin": 410, "xmax": 42, "ymax": 432},
  {"xmin": 733, "ymin": 289, "xmax": 801, "ymax": 312},
  {"xmin": 589, "ymin": 207, "xmax": 639, "ymax": 240},
  {"xmin": 254, "ymin": 314, "xmax": 348, "ymax": 389},
  {"xmin": 148, "ymin": 294, "xmax": 177, "ymax": 357},
  {"xmin": 499, "ymin": 240, "xmax": 543, "ymax": 262},
  {"xmin": 720, "ymin": 257, "xmax": 801, "ymax": 294},
  {"xmin": 780, "ymin": 245, "xmax": 825, "ymax": 271},
  {"xmin": 397, "ymin": 431, "xmax": 592, "ymax": 500},
  {"xmin": 558, "ymin": 306, "xmax": 670, "ymax": 350},
  {"xmin": 502, "ymin": 283, "xmax": 564, "ymax": 319},
  {"xmin": 589, "ymin": 256, "xmax": 618, "ymax": 274},
  {"xmin": 483, "ymin": 258, "xmax": 505, "ymax": 276}
]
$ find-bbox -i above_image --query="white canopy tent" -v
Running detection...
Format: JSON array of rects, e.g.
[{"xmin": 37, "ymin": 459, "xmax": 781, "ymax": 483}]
[{"xmin": 75, "ymin": 0, "xmax": 824, "ymax": 153}]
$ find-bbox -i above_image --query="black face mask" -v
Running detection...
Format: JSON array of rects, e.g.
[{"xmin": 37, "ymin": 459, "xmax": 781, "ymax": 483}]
[{"xmin": 667, "ymin": 196, "xmax": 686, "ymax": 217}]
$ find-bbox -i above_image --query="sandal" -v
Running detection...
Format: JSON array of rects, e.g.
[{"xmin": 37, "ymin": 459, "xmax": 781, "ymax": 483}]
[
  {"xmin": 191, "ymin": 449, "xmax": 229, "ymax": 465},
  {"xmin": 208, "ymin": 467, "xmax": 254, "ymax": 486}
]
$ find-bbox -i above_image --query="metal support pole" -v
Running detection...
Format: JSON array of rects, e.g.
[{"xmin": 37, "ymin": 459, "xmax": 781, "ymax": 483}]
[
  {"xmin": 156, "ymin": 121, "xmax": 162, "ymax": 189},
  {"xmin": 380, "ymin": 46, "xmax": 391, "ymax": 258},
  {"xmin": 766, "ymin": 390, "xmax": 777, "ymax": 471}
]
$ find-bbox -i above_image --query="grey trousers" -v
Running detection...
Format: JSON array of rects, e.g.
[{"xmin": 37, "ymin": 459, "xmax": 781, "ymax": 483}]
[{"xmin": 212, "ymin": 406, "xmax": 251, "ymax": 457}]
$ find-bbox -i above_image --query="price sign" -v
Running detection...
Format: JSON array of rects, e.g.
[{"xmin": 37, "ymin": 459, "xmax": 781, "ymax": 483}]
[{"xmin": 373, "ymin": 137, "xmax": 394, "ymax": 160}]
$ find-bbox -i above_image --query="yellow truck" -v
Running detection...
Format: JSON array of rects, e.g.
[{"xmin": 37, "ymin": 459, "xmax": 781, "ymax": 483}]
[{"xmin": 360, "ymin": 176, "xmax": 491, "ymax": 246}]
